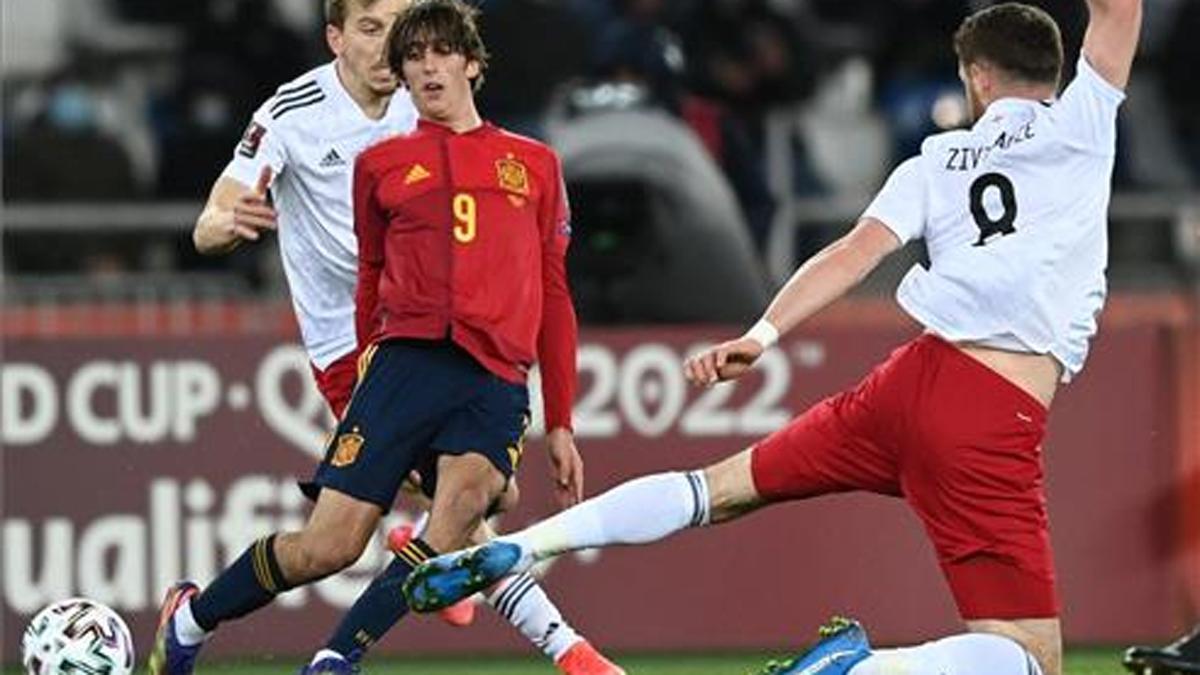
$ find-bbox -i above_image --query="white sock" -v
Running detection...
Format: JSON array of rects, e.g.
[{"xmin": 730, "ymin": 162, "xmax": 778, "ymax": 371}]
[
  {"xmin": 849, "ymin": 633, "xmax": 1043, "ymax": 675},
  {"xmin": 309, "ymin": 649, "xmax": 346, "ymax": 665},
  {"xmin": 501, "ymin": 471, "xmax": 711, "ymax": 570},
  {"xmin": 171, "ymin": 599, "xmax": 209, "ymax": 647},
  {"xmin": 487, "ymin": 573, "xmax": 582, "ymax": 662}
]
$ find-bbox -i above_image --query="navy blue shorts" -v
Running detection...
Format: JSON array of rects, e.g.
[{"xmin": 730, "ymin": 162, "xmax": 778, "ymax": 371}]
[{"xmin": 301, "ymin": 339, "xmax": 530, "ymax": 509}]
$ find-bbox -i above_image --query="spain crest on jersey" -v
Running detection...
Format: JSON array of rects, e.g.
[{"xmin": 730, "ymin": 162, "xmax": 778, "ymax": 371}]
[
  {"xmin": 496, "ymin": 154, "xmax": 529, "ymax": 195},
  {"xmin": 331, "ymin": 428, "xmax": 364, "ymax": 467}
]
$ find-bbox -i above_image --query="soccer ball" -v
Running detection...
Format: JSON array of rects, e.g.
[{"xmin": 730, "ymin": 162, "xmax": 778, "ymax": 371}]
[{"xmin": 21, "ymin": 598, "xmax": 135, "ymax": 675}]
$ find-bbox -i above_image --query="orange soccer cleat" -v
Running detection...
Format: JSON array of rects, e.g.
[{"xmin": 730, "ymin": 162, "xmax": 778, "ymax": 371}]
[
  {"xmin": 387, "ymin": 524, "xmax": 476, "ymax": 627},
  {"xmin": 555, "ymin": 640, "xmax": 626, "ymax": 675}
]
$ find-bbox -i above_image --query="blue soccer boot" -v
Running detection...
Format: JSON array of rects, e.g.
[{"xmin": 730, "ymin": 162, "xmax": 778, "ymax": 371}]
[
  {"xmin": 402, "ymin": 541, "xmax": 522, "ymax": 613},
  {"xmin": 756, "ymin": 616, "xmax": 872, "ymax": 675},
  {"xmin": 146, "ymin": 582, "xmax": 203, "ymax": 675}
]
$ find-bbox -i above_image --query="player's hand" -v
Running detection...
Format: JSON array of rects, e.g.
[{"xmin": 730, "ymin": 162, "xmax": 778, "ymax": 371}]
[
  {"xmin": 229, "ymin": 166, "xmax": 277, "ymax": 242},
  {"xmin": 545, "ymin": 427, "xmax": 583, "ymax": 508},
  {"xmin": 684, "ymin": 337, "xmax": 764, "ymax": 386}
]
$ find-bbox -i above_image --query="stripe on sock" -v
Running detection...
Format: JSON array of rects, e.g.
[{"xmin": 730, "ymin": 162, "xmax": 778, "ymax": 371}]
[
  {"xmin": 395, "ymin": 546, "xmax": 424, "ymax": 567},
  {"xmin": 495, "ymin": 575, "xmax": 535, "ymax": 618},
  {"xmin": 251, "ymin": 537, "xmax": 277, "ymax": 593},
  {"xmin": 354, "ymin": 629, "xmax": 375, "ymax": 651},
  {"xmin": 494, "ymin": 573, "xmax": 537, "ymax": 619},
  {"xmin": 262, "ymin": 534, "xmax": 292, "ymax": 592},
  {"xmin": 395, "ymin": 538, "xmax": 437, "ymax": 568},
  {"xmin": 497, "ymin": 574, "xmax": 538, "ymax": 619},
  {"xmin": 410, "ymin": 538, "xmax": 438, "ymax": 559}
]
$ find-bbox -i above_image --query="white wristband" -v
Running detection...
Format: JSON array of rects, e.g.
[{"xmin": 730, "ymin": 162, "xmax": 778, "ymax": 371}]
[{"xmin": 744, "ymin": 319, "xmax": 780, "ymax": 349}]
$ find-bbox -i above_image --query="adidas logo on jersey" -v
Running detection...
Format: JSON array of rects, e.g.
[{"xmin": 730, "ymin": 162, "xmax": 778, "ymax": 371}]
[
  {"xmin": 319, "ymin": 148, "xmax": 345, "ymax": 168},
  {"xmin": 405, "ymin": 163, "xmax": 431, "ymax": 185}
]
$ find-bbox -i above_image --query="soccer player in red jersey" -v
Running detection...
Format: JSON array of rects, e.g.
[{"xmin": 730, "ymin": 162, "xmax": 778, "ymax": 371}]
[
  {"xmin": 146, "ymin": 1, "xmax": 623, "ymax": 674},
  {"xmin": 404, "ymin": 2, "xmax": 1142, "ymax": 675},
  {"xmin": 308, "ymin": 5, "xmax": 611, "ymax": 668}
]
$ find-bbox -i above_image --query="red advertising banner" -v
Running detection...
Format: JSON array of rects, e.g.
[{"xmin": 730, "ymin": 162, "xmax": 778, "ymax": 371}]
[{"xmin": 0, "ymin": 310, "xmax": 1191, "ymax": 660}]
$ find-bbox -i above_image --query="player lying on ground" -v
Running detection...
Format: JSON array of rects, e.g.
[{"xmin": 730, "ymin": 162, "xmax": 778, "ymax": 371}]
[
  {"xmin": 151, "ymin": 1, "xmax": 621, "ymax": 674},
  {"xmin": 402, "ymin": 2, "xmax": 1141, "ymax": 675}
]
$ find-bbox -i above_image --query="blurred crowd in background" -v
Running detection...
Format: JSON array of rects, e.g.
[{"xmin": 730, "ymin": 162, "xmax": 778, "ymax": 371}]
[{"xmin": 3, "ymin": 0, "xmax": 1199, "ymax": 306}]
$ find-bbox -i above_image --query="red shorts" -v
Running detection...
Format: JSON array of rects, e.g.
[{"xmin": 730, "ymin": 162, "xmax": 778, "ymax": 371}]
[
  {"xmin": 310, "ymin": 349, "xmax": 361, "ymax": 418},
  {"xmin": 751, "ymin": 334, "xmax": 1058, "ymax": 619}
]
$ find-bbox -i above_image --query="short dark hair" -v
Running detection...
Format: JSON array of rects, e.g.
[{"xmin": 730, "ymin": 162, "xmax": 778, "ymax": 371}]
[
  {"xmin": 325, "ymin": 0, "xmax": 378, "ymax": 28},
  {"xmin": 387, "ymin": 0, "xmax": 490, "ymax": 90},
  {"xmin": 953, "ymin": 2, "xmax": 1063, "ymax": 86}
]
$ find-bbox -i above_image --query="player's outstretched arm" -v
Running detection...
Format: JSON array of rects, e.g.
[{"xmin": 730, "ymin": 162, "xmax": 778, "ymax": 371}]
[
  {"xmin": 685, "ymin": 218, "xmax": 900, "ymax": 385},
  {"xmin": 1082, "ymin": 0, "xmax": 1142, "ymax": 89},
  {"xmin": 193, "ymin": 167, "xmax": 276, "ymax": 255}
]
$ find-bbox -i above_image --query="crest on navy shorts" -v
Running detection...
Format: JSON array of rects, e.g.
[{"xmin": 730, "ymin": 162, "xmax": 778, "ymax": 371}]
[
  {"xmin": 496, "ymin": 154, "xmax": 529, "ymax": 195},
  {"xmin": 331, "ymin": 428, "xmax": 364, "ymax": 467},
  {"xmin": 238, "ymin": 122, "xmax": 267, "ymax": 159}
]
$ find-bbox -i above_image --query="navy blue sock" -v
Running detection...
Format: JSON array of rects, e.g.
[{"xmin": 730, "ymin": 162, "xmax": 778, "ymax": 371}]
[
  {"xmin": 325, "ymin": 538, "xmax": 438, "ymax": 661},
  {"xmin": 190, "ymin": 535, "xmax": 293, "ymax": 631}
]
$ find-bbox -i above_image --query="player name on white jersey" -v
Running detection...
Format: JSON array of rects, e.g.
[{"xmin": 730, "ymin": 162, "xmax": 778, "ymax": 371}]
[
  {"xmin": 223, "ymin": 63, "xmax": 418, "ymax": 369},
  {"xmin": 942, "ymin": 121, "xmax": 1036, "ymax": 172}
]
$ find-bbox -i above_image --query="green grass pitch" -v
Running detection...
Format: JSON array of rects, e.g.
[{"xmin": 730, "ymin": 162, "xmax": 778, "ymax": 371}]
[{"xmin": 25, "ymin": 647, "xmax": 1117, "ymax": 674}]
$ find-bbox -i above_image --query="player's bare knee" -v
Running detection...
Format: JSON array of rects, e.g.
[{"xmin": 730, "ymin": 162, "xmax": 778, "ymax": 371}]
[
  {"xmin": 703, "ymin": 447, "xmax": 764, "ymax": 524},
  {"xmin": 303, "ymin": 533, "xmax": 364, "ymax": 576},
  {"xmin": 1016, "ymin": 636, "xmax": 1060, "ymax": 675},
  {"xmin": 296, "ymin": 518, "xmax": 371, "ymax": 574},
  {"xmin": 277, "ymin": 532, "xmax": 349, "ymax": 581},
  {"xmin": 426, "ymin": 481, "xmax": 491, "ymax": 536},
  {"xmin": 1026, "ymin": 638, "xmax": 1061, "ymax": 675},
  {"xmin": 442, "ymin": 484, "xmax": 493, "ymax": 521}
]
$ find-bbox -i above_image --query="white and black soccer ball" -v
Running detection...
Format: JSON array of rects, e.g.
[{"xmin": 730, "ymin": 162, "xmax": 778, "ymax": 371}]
[{"xmin": 21, "ymin": 598, "xmax": 136, "ymax": 675}]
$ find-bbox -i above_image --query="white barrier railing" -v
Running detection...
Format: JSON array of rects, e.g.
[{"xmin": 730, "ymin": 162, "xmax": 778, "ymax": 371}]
[{"xmin": 4, "ymin": 194, "xmax": 1198, "ymax": 288}]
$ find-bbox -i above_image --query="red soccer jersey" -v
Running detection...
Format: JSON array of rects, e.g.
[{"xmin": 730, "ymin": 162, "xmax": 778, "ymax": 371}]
[{"xmin": 353, "ymin": 119, "xmax": 577, "ymax": 431}]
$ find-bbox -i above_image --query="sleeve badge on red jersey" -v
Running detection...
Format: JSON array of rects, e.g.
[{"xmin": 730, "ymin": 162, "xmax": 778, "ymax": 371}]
[
  {"xmin": 496, "ymin": 154, "xmax": 530, "ymax": 196},
  {"xmin": 238, "ymin": 121, "xmax": 268, "ymax": 159}
]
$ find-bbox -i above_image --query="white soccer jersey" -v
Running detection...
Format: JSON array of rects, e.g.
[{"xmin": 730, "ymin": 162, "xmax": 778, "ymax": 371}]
[
  {"xmin": 223, "ymin": 62, "xmax": 418, "ymax": 369},
  {"xmin": 863, "ymin": 56, "xmax": 1125, "ymax": 381}
]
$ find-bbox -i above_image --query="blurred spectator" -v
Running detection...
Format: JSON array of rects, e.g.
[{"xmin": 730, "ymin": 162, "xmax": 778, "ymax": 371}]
[
  {"xmin": 813, "ymin": 0, "xmax": 1087, "ymax": 158},
  {"xmin": 678, "ymin": 0, "xmax": 829, "ymax": 246},
  {"xmin": 681, "ymin": 0, "xmax": 817, "ymax": 112},
  {"xmin": 811, "ymin": 0, "xmax": 964, "ymax": 85},
  {"xmin": 1160, "ymin": 0, "xmax": 1200, "ymax": 178},
  {"xmin": 837, "ymin": 0, "xmax": 971, "ymax": 157},
  {"xmin": 109, "ymin": 0, "xmax": 203, "ymax": 24},
  {"xmin": 582, "ymin": 7, "xmax": 781, "ymax": 250},
  {"xmin": 146, "ymin": 1, "xmax": 311, "ymax": 197},
  {"xmin": 3, "ymin": 75, "xmax": 138, "ymax": 201},
  {"xmin": 475, "ymin": 0, "xmax": 590, "ymax": 137}
]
